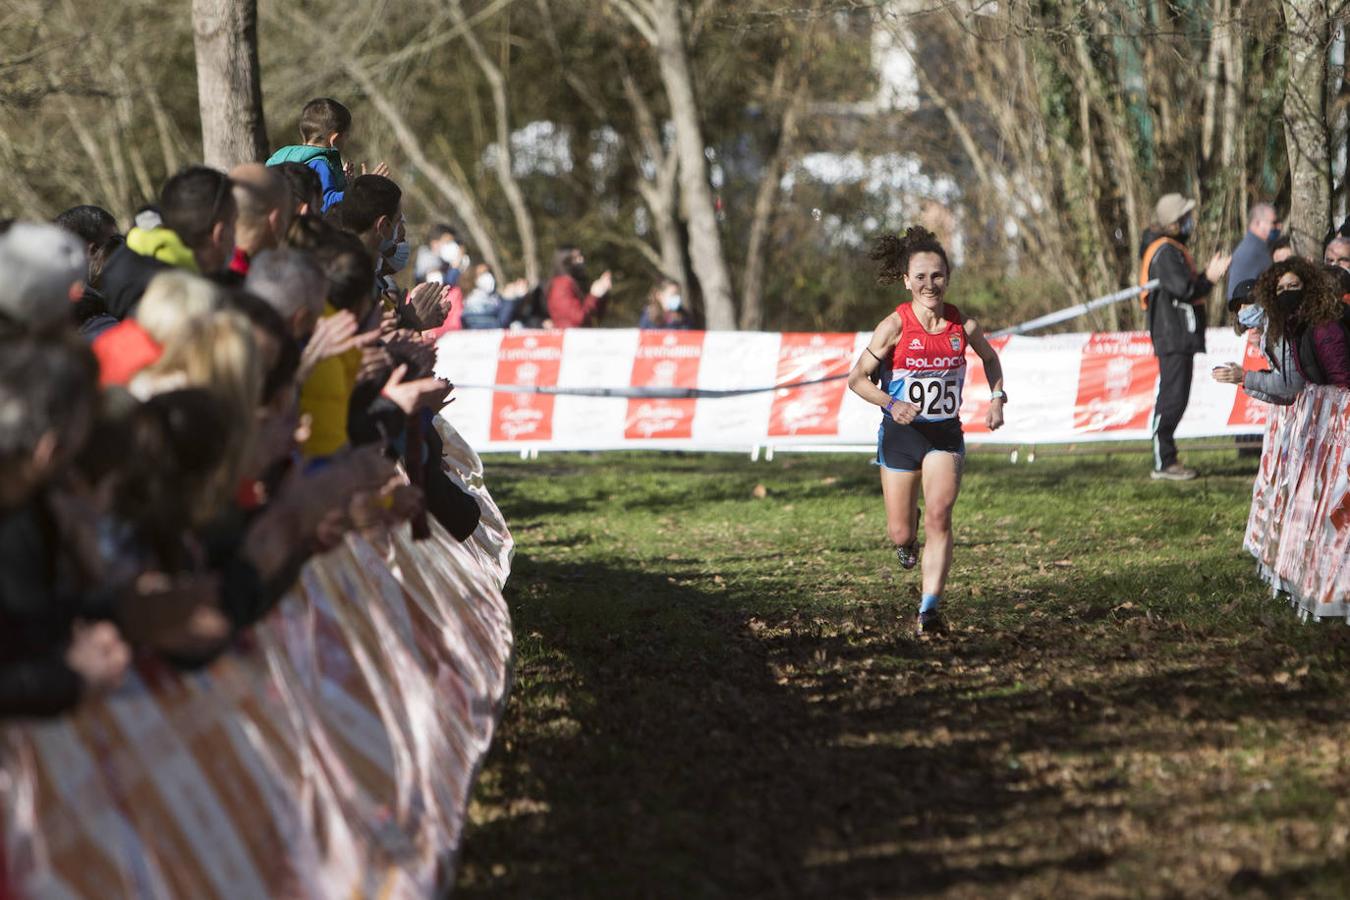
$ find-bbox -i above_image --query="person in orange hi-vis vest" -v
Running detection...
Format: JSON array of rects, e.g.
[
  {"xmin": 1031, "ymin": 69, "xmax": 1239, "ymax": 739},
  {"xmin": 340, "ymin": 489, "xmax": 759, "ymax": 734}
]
[{"xmin": 1138, "ymin": 193, "xmax": 1231, "ymax": 481}]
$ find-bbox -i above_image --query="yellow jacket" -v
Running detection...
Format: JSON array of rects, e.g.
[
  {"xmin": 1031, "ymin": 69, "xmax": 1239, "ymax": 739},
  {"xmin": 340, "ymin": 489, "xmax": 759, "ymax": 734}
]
[
  {"xmin": 125, "ymin": 226, "xmax": 199, "ymax": 272},
  {"xmin": 299, "ymin": 304, "xmax": 363, "ymax": 459}
]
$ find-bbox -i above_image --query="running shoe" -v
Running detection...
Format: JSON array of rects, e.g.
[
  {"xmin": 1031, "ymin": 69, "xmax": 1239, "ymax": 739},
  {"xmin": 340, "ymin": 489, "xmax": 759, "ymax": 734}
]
[
  {"xmin": 1151, "ymin": 464, "xmax": 1198, "ymax": 481},
  {"xmin": 895, "ymin": 541, "xmax": 919, "ymax": 570},
  {"xmin": 916, "ymin": 609, "xmax": 948, "ymax": 636}
]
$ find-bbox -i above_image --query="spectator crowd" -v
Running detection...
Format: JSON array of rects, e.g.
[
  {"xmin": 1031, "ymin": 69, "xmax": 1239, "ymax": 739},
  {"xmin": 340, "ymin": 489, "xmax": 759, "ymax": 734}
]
[
  {"xmin": 9, "ymin": 91, "xmax": 1346, "ymax": 721},
  {"xmin": 1138, "ymin": 192, "xmax": 1350, "ymax": 480},
  {"xmin": 0, "ymin": 97, "xmax": 500, "ymax": 719}
]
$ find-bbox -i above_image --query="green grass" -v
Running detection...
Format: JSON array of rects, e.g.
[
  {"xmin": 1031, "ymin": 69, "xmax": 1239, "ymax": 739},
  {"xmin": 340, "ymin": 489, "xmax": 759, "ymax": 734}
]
[{"xmin": 455, "ymin": 449, "xmax": 1350, "ymax": 899}]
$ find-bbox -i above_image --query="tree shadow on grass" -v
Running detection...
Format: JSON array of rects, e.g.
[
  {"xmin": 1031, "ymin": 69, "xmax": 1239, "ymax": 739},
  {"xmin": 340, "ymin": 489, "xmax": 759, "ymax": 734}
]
[
  {"xmin": 455, "ymin": 553, "xmax": 1095, "ymax": 898},
  {"xmin": 457, "ymin": 544, "xmax": 1350, "ymax": 899}
]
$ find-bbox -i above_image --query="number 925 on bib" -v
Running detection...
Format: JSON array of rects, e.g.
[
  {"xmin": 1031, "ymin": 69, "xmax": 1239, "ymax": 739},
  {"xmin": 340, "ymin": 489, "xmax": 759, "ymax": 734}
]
[{"xmin": 902, "ymin": 375, "xmax": 962, "ymax": 421}]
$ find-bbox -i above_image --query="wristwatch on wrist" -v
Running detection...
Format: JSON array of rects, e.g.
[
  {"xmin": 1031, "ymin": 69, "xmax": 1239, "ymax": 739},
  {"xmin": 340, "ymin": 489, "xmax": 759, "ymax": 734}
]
[
  {"xmin": 884, "ymin": 398, "xmax": 897, "ymax": 414},
  {"xmin": 989, "ymin": 390, "xmax": 1008, "ymax": 403}
]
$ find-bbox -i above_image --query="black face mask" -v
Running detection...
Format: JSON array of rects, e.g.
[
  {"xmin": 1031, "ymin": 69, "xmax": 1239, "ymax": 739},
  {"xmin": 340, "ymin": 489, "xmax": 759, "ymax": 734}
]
[{"xmin": 1274, "ymin": 288, "xmax": 1304, "ymax": 315}]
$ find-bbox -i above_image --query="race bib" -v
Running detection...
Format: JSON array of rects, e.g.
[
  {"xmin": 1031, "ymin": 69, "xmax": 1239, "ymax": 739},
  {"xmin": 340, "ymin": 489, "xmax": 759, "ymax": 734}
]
[{"xmin": 904, "ymin": 374, "xmax": 963, "ymax": 420}]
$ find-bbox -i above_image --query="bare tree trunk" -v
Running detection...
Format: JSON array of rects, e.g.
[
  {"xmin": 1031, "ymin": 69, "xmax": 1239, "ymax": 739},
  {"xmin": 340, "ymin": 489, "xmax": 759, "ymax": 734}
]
[
  {"xmin": 613, "ymin": 0, "xmax": 737, "ymax": 329},
  {"xmin": 1282, "ymin": 0, "xmax": 1335, "ymax": 255},
  {"xmin": 740, "ymin": 66, "xmax": 807, "ymax": 330},
  {"xmin": 1200, "ymin": 0, "xmax": 1225, "ymax": 165},
  {"xmin": 192, "ymin": 0, "xmax": 268, "ymax": 169},
  {"xmin": 448, "ymin": 0, "xmax": 541, "ymax": 285},
  {"xmin": 1330, "ymin": 17, "xmax": 1349, "ymax": 223},
  {"xmin": 620, "ymin": 70, "xmax": 685, "ymax": 285}
]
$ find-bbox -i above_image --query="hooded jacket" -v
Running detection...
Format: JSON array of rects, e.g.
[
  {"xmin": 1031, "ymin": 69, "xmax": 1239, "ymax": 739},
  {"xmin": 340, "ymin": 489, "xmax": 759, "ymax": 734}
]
[
  {"xmin": 1140, "ymin": 228, "xmax": 1212, "ymax": 355},
  {"xmin": 97, "ymin": 243, "xmax": 171, "ymax": 320},
  {"xmin": 126, "ymin": 226, "xmax": 199, "ymax": 273},
  {"xmin": 266, "ymin": 145, "xmax": 346, "ymax": 212}
]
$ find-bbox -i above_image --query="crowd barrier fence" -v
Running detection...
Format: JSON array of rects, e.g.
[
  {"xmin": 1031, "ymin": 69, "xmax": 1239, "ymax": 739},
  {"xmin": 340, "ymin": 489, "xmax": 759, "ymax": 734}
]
[
  {"xmin": 1244, "ymin": 384, "xmax": 1350, "ymax": 621},
  {"xmin": 435, "ymin": 327, "xmax": 1267, "ymax": 455},
  {"xmin": 0, "ymin": 419, "xmax": 513, "ymax": 899}
]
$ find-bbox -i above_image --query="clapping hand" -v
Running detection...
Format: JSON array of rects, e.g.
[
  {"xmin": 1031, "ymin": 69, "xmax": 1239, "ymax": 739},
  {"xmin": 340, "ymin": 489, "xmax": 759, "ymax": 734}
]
[
  {"xmin": 590, "ymin": 271, "xmax": 613, "ymax": 298},
  {"xmin": 299, "ymin": 311, "xmax": 380, "ymax": 382},
  {"xmin": 65, "ymin": 621, "xmax": 131, "ymax": 695},
  {"xmin": 405, "ymin": 282, "xmax": 452, "ymax": 331},
  {"xmin": 382, "ymin": 364, "xmax": 451, "ymax": 415},
  {"xmin": 1205, "ymin": 252, "xmax": 1233, "ymax": 283}
]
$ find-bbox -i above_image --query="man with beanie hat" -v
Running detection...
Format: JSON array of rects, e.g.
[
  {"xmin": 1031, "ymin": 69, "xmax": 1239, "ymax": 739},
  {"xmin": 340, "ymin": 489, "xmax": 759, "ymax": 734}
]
[
  {"xmin": 0, "ymin": 222, "xmax": 88, "ymax": 331},
  {"xmin": 1138, "ymin": 194, "xmax": 1231, "ymax": 480}
]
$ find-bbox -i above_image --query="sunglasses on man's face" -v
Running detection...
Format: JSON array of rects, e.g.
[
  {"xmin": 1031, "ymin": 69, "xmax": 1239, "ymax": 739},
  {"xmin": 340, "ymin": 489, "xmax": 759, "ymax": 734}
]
[{"xmin": 206, "ymin": 175, "xmax": 232, "ymax": 226}]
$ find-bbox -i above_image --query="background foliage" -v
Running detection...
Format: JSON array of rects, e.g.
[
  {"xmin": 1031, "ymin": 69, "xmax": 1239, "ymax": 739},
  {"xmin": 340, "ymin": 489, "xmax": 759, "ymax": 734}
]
[{"xmin": 3, "ymin": 0, "xmax": 1347, "ymax": 330}]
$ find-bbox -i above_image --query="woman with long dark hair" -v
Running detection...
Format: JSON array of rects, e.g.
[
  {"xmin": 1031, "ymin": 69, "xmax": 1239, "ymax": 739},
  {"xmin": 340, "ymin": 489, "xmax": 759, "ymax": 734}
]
[
  {"xmin": 847, "ymin": 227, "xmax": 1006, "ymax": 635},
  {"xmin": 1215, "ymin": 257, "xmax": 1350, "ymax": 390}
]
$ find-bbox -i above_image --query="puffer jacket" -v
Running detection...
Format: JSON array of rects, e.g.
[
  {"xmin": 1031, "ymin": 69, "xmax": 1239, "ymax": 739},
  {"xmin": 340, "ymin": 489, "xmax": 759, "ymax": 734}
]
[
  {"xmin": 125, "ymin": 226, "xmax": 198, "ymax": 273},
  {"xmin": 266, "ymin": 145, "xmax": 346, "ymax": 212}
]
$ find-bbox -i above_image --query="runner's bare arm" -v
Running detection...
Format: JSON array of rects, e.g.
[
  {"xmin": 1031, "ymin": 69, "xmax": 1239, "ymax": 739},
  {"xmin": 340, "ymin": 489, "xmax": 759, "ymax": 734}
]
[
  {"xmin": 965, "ymin": 319, "xmax": 1005, "ymax": 431},
  {"xmin": 849, "ymin": 315, "xmax": 918, "ymax": 423}
]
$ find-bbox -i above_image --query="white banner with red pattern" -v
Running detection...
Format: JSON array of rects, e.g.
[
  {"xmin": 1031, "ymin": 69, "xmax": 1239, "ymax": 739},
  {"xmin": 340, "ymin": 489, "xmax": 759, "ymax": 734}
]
[{"xmin": 436, "ymin": 327, "xmax": 1267, "ymax": 452}]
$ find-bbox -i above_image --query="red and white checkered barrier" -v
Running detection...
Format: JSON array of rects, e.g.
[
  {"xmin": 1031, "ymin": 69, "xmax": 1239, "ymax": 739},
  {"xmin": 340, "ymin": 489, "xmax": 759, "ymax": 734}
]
[
  {"xmin": 1244, "ymin": 384, "xmax": 1350, "ymax": 620},
  {"xmin": 0, "ymin": 420, "xmax": 513, "ymax": 899}
]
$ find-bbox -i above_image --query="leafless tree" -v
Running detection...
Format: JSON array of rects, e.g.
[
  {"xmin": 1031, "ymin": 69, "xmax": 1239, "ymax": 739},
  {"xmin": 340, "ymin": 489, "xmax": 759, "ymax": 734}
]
[
  {"xmin": 609, "ymin": 0, "xmax": 738, "ymax": 330},
  {"xmin": 1282, "ymin": 0, "xmax": 1348, "ymax": 254},
  {"xmin": 192, "ymin": 0, "xmax": 269, "ymax": 168},
  {"xmin": 448, "ymin": 0, "xmax": 541, "ymax": 285}
]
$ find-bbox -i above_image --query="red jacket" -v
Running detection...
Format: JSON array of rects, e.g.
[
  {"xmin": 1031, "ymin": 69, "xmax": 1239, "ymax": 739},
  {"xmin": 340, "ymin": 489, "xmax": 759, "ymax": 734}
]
[{"xmin": 547, "ymin": 275, "xmax": 604, "ymax": 328}]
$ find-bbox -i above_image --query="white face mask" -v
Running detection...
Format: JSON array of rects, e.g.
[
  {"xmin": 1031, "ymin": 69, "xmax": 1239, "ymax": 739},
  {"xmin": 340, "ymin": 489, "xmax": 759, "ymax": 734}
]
[
  {"xmin": 389, "ymin": 239, "xmax": 411, "ymax": 272},
  {"xmin": 438, "ymin": 241, "xmax": 462, "ymax": 266},
  {"xmin": 475, "ymin": 272, "xmax": 496, "ymax": 294},
  {"xmin": 662, "ymin": 292, "xmax": 682, "ymax": 312},
  {"xmin": 1237, "ymin": 304, "xmax": 1265, "ymax": 330}
]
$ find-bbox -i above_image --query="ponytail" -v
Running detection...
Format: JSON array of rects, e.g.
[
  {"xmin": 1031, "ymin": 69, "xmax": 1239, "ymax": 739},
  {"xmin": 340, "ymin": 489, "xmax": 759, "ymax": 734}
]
[{"xmin": 870, "ymin": 226, "xmax": 950, "ymax": 284}]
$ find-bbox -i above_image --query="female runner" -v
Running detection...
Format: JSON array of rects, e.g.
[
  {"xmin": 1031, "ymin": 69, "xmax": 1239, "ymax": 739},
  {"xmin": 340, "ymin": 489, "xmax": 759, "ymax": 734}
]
[{"xmin": 847, "ymin": 226, "xmax": 1006, "ymax": 635}]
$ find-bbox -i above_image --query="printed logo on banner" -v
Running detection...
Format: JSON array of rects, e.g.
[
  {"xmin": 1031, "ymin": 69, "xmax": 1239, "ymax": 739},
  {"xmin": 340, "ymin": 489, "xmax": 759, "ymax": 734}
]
[
  {"xmin": 1228, "ymin": 329, "xmax": 1272, "ymax": 427},
  {"xmin": 625, "ymin": 331, "xmax": 705, "ymax": 439},
  {"xmin": 768, "ymin": 333, "xmax": 856, "ymax": 437},
  {"xmin": 489, "ymin": 332, "xmax": 564, "ymax": 442},
  {"xmin": 1072, "ymin": 333, "xmax": 1159, "ymax": 433},
  {"xmin": 959, "ymin": 335, "xmax": 1012, "ymax": 433}
]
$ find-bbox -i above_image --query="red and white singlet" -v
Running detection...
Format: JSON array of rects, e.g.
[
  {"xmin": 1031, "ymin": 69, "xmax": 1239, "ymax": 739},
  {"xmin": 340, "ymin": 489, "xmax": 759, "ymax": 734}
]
[{"xmin": 885, "ymin": 303, "xmax": 968, "ymax": 423}]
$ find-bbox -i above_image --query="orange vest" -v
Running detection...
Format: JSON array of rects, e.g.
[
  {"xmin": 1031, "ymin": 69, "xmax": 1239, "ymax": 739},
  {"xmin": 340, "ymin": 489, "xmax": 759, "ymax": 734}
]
[{"xmin": 1138, "ymin": 236, "xmax": 1196, "ymax": 309}]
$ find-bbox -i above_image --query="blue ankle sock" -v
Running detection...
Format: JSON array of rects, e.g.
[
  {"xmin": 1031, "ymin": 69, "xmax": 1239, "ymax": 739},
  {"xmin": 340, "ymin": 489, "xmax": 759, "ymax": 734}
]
[{"xmin": 919, "ymin": 594, "xmax": 941, "ymax": 614}]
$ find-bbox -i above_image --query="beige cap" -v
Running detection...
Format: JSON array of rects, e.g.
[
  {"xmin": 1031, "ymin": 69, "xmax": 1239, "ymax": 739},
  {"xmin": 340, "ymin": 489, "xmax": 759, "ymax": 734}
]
[{"xmin": 1154, "ymin": 193, "xmax": 1196, "ymax": 228}]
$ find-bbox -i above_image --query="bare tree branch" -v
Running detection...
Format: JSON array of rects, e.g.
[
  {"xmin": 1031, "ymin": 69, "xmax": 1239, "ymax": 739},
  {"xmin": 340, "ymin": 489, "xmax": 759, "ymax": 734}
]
[
  {"xmin": 446, "ymin": 0, "xmax": 540, "ymax": 284},
  {"xmin": 277, "ymin": 3, "xmax": 508, "ymax": 279}
]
